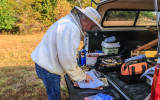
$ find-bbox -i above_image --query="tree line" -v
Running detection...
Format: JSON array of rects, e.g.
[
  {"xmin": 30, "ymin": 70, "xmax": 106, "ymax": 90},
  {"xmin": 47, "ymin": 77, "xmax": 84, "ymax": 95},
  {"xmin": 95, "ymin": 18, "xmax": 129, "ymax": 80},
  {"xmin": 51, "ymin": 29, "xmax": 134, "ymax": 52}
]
[{"xmin": 0, "ymin": 0, "xmax": 93, "ymax": 34}]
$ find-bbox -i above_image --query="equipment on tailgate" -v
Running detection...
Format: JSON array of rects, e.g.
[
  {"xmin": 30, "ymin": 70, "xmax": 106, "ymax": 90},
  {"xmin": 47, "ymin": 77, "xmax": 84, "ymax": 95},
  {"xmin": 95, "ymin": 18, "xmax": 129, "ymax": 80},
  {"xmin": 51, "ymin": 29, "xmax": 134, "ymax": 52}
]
[
  {"xmin": 120, "ymin": 58, "xmax": 148, "ymax": 83},
  {"xmin": 95, "ymin": 55, "xmax": 123, "ymax": 72},
  {"xmin": 86, "ymin": 53, "xmax": 105, "ymax": 66},
  {"xmin": 101, "ymin": 41, "xmax": 120, "ymax": 55},
  {"xmin": 78, "ymin": 49, "xmax": 86, "ymax": 66}
]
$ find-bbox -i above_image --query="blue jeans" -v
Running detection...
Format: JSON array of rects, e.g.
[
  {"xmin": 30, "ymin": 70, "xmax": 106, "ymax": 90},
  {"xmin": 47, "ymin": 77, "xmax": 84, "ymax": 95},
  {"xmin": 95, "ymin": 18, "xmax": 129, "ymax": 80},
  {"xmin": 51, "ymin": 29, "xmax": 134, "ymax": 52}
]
[{"xmin": 35, "ymin": 63, "xmax": 61, "ymax": 100}]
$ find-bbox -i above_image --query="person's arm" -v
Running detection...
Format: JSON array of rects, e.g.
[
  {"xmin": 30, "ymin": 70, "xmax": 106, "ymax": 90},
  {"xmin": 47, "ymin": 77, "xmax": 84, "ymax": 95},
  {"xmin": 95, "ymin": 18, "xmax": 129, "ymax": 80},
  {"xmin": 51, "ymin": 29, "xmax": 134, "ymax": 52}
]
[{"xmin": 56, "ymin": 22, "xmax": 87, "ymax": 82}]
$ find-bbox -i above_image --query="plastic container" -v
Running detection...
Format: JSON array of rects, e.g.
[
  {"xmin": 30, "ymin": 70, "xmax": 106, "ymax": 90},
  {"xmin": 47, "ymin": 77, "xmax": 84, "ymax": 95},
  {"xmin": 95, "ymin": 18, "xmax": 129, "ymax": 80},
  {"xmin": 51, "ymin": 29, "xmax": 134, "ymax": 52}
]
[
  {"xmin": 101, "ymin": 41, "xmax": 120, "ymax": 48},
  {"xmin": 101, "ymin": 41, "xmax": 120, "ymax": 55},
  {"xmin": 81, "ymin": 50, "xmax": 86, "ymax": 66},
  {"xmin": 102, "ymin": 47, "xmax": 119, "ymax": 55}
]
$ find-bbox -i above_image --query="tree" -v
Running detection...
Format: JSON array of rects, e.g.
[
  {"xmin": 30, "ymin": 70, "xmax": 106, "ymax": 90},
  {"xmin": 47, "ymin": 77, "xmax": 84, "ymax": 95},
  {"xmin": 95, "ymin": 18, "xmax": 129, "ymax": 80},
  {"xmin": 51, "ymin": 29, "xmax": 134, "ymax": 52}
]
[
  {"xmin": 0, "ymin": 0, "xmax": 16, "ymax": 30},
  {"xmin": 54, "ymin": 0, "xmax": 72, "ymax": 20}
]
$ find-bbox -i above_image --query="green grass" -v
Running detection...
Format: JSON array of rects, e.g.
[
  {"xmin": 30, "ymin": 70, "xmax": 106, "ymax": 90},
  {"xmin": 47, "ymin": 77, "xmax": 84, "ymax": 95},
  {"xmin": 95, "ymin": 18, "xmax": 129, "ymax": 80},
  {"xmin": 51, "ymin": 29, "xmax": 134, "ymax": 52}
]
[{"xmin": 0, "ymin": 66, "xmax": 69, "ymax": 100}]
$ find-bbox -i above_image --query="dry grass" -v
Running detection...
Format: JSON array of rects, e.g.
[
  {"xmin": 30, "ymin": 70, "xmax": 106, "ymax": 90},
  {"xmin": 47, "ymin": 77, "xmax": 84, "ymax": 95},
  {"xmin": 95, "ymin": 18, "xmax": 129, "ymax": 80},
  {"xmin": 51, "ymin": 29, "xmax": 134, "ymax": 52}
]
[
  {"xmin": 0, "ymin": 33, "xmax": 44, "ymax": 67},
  {"xmin": 0, "ymin": 66, "xmax": 69, "ymax": 100},
  {"xmin": 0, "ymin": 33, "xmax": 83, "ymax": 100},
  {"xmin": 0, "ymin": 66, "xmax": 47, "ymax": 100},
  {"xmin": 0, "ymin": 33, "xmax": 83, "ymax": 67}
]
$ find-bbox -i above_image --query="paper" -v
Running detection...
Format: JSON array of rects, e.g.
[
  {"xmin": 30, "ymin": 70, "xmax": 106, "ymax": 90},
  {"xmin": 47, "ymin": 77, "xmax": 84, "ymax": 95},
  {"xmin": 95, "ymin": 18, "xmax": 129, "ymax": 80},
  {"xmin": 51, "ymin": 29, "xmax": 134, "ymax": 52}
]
[{"xmin": 78, "ymin": 70, "xmax": 104, "ymax": 88}]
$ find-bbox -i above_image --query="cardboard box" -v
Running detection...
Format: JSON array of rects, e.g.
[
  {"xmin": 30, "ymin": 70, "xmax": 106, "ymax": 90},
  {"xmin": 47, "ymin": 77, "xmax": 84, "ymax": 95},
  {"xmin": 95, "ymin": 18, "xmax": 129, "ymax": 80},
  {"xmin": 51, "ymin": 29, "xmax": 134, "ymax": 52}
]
[{"xmin": 86, "ymin": 53, "xmax": 105, "ymax": 66}]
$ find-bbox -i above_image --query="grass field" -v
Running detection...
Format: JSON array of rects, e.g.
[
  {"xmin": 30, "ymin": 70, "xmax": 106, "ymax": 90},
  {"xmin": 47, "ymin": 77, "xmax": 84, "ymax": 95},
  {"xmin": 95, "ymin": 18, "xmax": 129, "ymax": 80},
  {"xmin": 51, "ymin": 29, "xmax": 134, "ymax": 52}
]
[
  {"xmin": 0, "ymin": 66, "xmax": 69, "ymax": 100},
  {"xmin": 0, "ymin": 33, "xmax": 44, "ymax": 67},
  {"xmin": 0, "ymin": 33, "xmax": 83, "ymax": 100}
]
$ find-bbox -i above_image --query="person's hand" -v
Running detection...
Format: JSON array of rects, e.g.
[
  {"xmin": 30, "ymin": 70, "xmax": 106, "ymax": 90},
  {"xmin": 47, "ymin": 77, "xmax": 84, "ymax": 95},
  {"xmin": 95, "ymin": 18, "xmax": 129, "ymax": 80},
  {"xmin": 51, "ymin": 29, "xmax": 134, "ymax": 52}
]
[{"xmin": 84, "ymin": 74, "xmax": 93, "ymax": 83}]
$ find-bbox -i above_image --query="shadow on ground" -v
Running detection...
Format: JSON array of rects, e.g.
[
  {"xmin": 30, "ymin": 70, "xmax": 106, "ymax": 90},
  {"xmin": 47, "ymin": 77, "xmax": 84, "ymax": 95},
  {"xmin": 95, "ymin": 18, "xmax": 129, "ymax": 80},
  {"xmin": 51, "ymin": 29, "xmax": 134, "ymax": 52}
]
[{"xmin": 0, "ymin": 66, "xmax": 70, "ymax": 100}]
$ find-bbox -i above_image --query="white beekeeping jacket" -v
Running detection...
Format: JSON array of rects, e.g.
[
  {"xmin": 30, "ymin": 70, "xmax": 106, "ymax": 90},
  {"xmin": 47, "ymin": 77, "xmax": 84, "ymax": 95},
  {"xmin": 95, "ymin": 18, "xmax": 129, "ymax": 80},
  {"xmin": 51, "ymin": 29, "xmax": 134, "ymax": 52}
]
[{"xmin": 31, "ymin": 13, "xmax": 86, "ymax": 82}]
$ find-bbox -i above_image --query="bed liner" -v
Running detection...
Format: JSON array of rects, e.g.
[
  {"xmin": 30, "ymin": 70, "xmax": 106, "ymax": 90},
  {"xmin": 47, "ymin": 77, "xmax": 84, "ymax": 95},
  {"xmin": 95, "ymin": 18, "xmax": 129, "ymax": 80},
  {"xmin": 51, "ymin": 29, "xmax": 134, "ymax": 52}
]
[{"xmin": 104, "ymin": 71, "xmax": 151, "ymax": 100}]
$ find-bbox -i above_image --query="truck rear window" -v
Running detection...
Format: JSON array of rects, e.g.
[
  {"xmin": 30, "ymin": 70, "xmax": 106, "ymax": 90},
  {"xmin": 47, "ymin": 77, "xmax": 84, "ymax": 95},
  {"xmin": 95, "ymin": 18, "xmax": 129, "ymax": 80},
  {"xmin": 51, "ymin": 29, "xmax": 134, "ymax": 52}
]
[{"xmin": 102, "ymin": 9, "xmax": 157, "ymax": 27}]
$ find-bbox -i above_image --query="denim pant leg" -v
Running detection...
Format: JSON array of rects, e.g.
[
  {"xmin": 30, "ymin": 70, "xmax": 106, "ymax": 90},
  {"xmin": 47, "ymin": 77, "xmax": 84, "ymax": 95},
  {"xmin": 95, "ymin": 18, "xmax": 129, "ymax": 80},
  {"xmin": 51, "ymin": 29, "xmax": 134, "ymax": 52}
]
[
  {"xmin": 35, "ymin": 63, "xmax": 61, "ymax": 100},
  {"xmin": 35, "ymin": 63, "xmax": 43, "ymax": 79},
  {"xmin": 43, "ymin": 70, "xmax": 61, "ymax": 100}
]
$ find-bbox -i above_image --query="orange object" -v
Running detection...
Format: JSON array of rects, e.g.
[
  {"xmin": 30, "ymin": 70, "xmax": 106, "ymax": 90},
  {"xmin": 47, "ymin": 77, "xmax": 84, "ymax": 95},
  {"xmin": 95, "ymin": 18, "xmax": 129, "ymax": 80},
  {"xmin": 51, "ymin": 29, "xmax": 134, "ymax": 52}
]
[
  {"xmin": 120, "ymin": 60, "xmax": 148, "ymax": 84},
  {"xmin": 121, "ymin": 62, "xmax": 148, "ymax": 75}
]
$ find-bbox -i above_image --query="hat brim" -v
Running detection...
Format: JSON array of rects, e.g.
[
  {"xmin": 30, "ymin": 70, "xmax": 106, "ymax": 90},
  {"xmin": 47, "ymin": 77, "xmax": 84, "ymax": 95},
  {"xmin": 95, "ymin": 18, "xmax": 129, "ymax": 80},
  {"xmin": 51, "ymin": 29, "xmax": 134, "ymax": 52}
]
[{"xmin": 75, "ymin": 6, "xmax": 103, "ymax": 31}]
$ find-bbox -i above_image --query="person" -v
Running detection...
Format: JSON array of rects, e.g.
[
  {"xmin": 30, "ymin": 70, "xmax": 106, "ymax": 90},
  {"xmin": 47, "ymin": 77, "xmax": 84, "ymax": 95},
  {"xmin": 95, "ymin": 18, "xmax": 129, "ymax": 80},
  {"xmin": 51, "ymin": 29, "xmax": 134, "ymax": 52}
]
[{"xmin": 31, "ymin": 6, "xmax": 102, "ymax": 100}]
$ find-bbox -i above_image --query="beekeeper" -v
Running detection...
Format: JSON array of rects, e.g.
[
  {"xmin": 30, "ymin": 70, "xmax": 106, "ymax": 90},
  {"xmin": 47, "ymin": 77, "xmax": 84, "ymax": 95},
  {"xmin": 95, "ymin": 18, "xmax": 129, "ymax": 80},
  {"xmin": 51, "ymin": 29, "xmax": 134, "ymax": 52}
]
[{"xmin": 31, "ymin": 6, "xmax": 102, "ymax": 100}]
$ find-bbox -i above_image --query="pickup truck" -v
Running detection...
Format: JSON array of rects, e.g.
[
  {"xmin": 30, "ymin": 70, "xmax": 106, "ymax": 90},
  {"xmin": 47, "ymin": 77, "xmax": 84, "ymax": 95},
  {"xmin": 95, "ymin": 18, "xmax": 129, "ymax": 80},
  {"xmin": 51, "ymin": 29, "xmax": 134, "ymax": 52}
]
[{"xmin": 65, "ymin": 0, "xmax": 160, "ymax": 100}]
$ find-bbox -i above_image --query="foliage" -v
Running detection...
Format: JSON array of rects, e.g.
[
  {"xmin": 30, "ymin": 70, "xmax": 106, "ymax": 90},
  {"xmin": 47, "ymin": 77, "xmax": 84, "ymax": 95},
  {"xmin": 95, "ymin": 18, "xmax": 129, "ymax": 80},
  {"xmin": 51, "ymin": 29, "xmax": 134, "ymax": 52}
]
[
  {"xmin": 0, "ymin": 0, "xmax": 58, "ymax": 34},
  {"xmin": 33, "ymin": 0, "xmax": 57, "ymax": 26},
  {"xmin": 80, "ymin": 0, "xmax": 97, "ymax": 8},
  {"xmin": 54, "ymin": 0, "xmax": 72, "ymax": 20},
  {"xmin": 67, "ymin": 0, "xmax": 97, "ymax": 8},
  {"xmin": 81, "ymin": 0, "xmax": 92, "ymax": 8},
  {"xmin": 14, "ymin": 0, "xmax": 58, "ymax": 34},
  {"xmin": 0, "ymin": 0, "xmax": 156, "ymax": 34},
  {"xmin": 106, "ymin": 10, "xmax": 155, "ymax": 21},
  {"xmin": 14, "ymin": 0, "xmax": 42, "ymax": 34},
  {"xmin": 0, "ymin": 0, "xmax": 16, "ymax": 30},
  {"xmin": 67, "ymin": 0, "xmax": 81, "ymax": 8},
  {"xmin": 139, "ymin": 11, "xmax": 155, "ymax": 18},
  {"xmin": 0, "ymin": 0, "xmax": 96, "ymax": 34},
  {"xmin": 107, "ymin": 11, "xmax": 137, "ymax": 19}
]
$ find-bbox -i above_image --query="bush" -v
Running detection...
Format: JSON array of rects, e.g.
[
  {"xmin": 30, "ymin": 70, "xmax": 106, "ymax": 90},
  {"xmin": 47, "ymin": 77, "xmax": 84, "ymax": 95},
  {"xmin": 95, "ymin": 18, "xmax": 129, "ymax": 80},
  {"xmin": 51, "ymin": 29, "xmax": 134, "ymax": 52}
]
[
  {"xmin": 67, "ymin": 0, "xmax": 81, "ymax": 8},
  {"xmin": 0, "ymin": 0, "xmax": 95, "ymax": 34},
  {"xmin": 9, "ymin": 0, "xmax": 58, "ymax": 34},
  {"xmin": 0, "ymin": 0, "xmax": 16, "ymax": 30},
  {"xmin": 54, "ymin": 0, "xmax": 72, "ymax": 20},
  {"xmin": 79, "ymin": 0, "xmax": 97, "ymax": 8},
  {"xmin": 33, "ymin": 0, "xmax": 57, "ymax": 26},
  {"xmin": 67, "ymin": 0, "xmax": 97, "ymax": 9}
]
